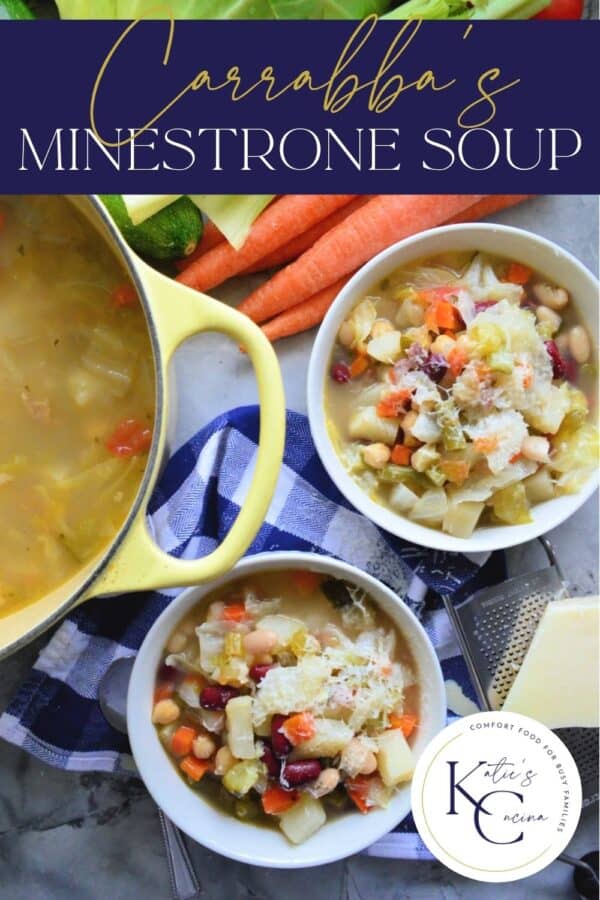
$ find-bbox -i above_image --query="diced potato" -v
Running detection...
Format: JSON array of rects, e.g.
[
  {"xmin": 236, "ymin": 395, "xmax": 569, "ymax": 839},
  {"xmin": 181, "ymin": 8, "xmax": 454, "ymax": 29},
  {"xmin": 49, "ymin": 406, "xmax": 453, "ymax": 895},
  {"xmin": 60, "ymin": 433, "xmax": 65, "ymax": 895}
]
[
  {"xmin": 524, "ymin": 467, "xmax": 556, "ymax": 504},
  {"xmin": 366, "ymin": 331, "xmax": 403, "ymax": 364},
  {"xmin": 226, "ymin": 696, "xmax": 256, "ymax": 759},
  {"xmin": 256, "ymin": 614, "xmax": 304, "ymax": 648},
  {"xmin": 525, "ymin": 385, "xmax": 570, "ymax": 435},
  {"xmin": 442, "ymin": 500, "xmax": 484, "ymax": 538},
  {"xmin": 376, "ymin": 729, "xmax": 414, "ymax": 787},
  {"xmin": 293, "ymin": 718, "xmax": 353, "ymax": 758},
  {"xmin": 279, "ymin": 794, "xmax": 326, "ymax": 845},
  {"xmin": 349, "ymin": 407, "xmax": 400, "ymax": 445},
  {"xmin": 388, "ymin": 482, "xmax": 418, "ymax": 514}
]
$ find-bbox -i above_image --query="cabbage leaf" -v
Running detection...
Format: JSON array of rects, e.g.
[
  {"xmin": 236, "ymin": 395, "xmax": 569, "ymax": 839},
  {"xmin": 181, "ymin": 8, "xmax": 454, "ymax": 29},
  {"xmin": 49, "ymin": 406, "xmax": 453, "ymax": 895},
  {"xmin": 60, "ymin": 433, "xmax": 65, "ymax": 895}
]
[{"xmin": 57, "ymin": 0, "xmax": 389, "ymax": 19}]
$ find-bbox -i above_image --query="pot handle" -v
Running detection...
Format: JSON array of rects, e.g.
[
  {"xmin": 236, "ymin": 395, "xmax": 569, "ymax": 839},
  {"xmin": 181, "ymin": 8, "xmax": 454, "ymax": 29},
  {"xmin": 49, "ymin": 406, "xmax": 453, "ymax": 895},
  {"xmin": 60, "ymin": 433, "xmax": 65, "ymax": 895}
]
[{"xmin": 89, "ymin": 262, "xmax": 285, "ymax": 596}]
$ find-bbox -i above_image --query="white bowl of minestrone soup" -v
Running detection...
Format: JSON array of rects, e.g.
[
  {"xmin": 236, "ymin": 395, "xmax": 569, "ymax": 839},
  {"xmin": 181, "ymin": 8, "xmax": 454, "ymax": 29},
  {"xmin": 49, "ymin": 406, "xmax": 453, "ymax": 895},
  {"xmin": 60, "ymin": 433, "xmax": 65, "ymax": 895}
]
[
  {"xmin": 307, "ymin": 224, "xmax": 598, "ymax": 554},
  {"xmin": 127, "ymin": 551, "xmax": 446, "ymax": 867},
  {"xmin": 0, "ymin": 196, "xmax": 284, "ymax": 658}
]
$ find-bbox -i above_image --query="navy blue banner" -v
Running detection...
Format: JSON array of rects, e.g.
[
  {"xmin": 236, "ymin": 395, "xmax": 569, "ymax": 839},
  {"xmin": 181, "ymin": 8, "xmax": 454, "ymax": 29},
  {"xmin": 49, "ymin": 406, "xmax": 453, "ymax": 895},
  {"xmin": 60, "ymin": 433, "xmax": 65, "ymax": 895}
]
[{"xmin": 1, "ymin": 19, "xmax": 598, "ymax": 192}]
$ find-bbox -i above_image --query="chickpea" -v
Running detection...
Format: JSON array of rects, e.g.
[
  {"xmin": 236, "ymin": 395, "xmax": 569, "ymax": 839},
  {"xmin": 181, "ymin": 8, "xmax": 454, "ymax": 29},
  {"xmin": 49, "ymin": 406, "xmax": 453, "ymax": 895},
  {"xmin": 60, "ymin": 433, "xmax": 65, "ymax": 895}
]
[
  {"xmin": 431, "ymin": 334, "xmax": 455, "ymax": 357},
  {"xmin": 533, "ymin": 284, "xmax": 569, "ymax": 311},
  {"xmin": 362, "ymin": 442, "xmax": 391, "ymax": 469},
  {"xmin": 568, "ymin": 325, "xmax": 591, "ymax": 364},
  {"xmin": 166, "ymin": 631, "xmax": 187, "ymax": 654},
  {"xmin": 337, "ymin": 320, "xmax": 355, "ymax": 348},
  {"xmin": 521, "ymin": 435, "xmax": 550, "ymax": 464},
  {"xmin": 242, "ymin": 629, "xmax": 278, "ymax": 656},
  {"xmin": 214, "ymin": 745, "xmax": 236, "ymax": 776},
  {"xmin": 371, "ymin": 319, "xmax": 394, "ymax": 339},
  {"xmin": 535, "ymin": 305, "xmax": 561, "ymax": 335},
  {"xmin": 340, "ymin": 738, "xmax": 378, "ymax": 778},
  {"xmin": 192, "ymin": 734, "xmax": 217, "ymax": 760},
  {"xmin": 152, "ymin": 699, "xmax": 180, "ymax": 726},
  {"xmin": 311, "ymin": 768, "xmax": 340, "ymax": 798}
]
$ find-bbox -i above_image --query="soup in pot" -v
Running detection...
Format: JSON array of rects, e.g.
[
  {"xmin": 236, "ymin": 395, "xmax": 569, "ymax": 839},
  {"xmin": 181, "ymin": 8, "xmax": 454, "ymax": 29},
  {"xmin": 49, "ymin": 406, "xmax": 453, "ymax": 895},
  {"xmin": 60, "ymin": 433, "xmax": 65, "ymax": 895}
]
[{"xmin": 0, "ymin": 196, "xmax": 155, "ymax": 616}]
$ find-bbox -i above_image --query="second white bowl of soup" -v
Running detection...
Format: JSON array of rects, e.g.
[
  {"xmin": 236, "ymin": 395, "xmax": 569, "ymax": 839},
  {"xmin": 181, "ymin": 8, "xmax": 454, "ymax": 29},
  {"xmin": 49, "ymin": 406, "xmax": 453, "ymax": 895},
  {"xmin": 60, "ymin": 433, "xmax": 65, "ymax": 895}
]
[
  {"xmin": 127, "ymin": 551, "xmax": 446, "ymax": 868},
  {"xmin": 307, "ymin": 224, "xmax": 598, "ymax": 553}
]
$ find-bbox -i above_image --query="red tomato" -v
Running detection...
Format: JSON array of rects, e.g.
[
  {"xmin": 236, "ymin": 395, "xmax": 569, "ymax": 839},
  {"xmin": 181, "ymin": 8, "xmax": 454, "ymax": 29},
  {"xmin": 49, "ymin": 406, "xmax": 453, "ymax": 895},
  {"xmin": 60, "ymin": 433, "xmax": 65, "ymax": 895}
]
[
  {"xmin": 106, "ymin": 418, "xmax": 152, "ymax": 457},
  {"xmin": 534, "ymin": 0, "xmax": 583, "ymax": 18},
  {"xmin": 111, "ymin": 281, "xmax": 138, "ymax": 308}
]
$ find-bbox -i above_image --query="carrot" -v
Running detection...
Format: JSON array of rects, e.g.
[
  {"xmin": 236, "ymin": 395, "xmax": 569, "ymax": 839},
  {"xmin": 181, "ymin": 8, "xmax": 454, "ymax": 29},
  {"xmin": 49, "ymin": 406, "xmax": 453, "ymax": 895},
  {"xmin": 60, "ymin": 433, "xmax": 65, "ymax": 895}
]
[
  {"xmin": 474, "ymin": 436, "xmax": 499, "ymax": 454},
  {"xmin": 345, "ymin": 776, "xmax": 374, "ymax": 814},
  {"xmin": 445, "ymin": 195, "xmax": 533, "ymax": 226},
  {"xmin": 111, "ymin": 281, "xmax": 138, "ymax": 308},
  {"xmin": 106, "ymin": 419, "xmax": 152, "ymax": 458},
  {"xmin": 282, "ymin": 712, "xmax": 316, "ymax": 746},
  {"xmin": 390, "ymin": 445, "xmax": 412, "ymax": 466},
  {"xmin": 505, "ymin": 262, "xmax": 533, "ymax": 285},
  {"xmin": 447, "ymin": 345, "xmax": 468, "ymax": 377},
  {"xmin": 261, "ymin": 785, "xmax": 298, "ymax": 815},
  {"xmin": 174, "ymin": 219, "xmax": 225, "ymax": 271},
  {"xmin": 349, "ymin": 354, "xmax": 369, "ymax": 378},
  {"xmin": 171, "ymin": 726, "xmax": 197, "ymax": 757},
  {"xmin": 260, "ymin": 277, "xmax": 351, "ymax": 343},
  {"xmin": 439, "ymin": 459, "xmax": 470, "ymax": 485},
  {"xmin": 154, "ymin": 684, "xmax": 174, "ymax": 703},
  {"xmin": 435, "ymin": 300, "xmax": 463, "ymax": 332},
  {"xmin": 176, "ymin": 195, "xmax": 355, "ymax": 292},
  {"xmin": 241, "ymin": 197, "xmax": 372, "ymax": 275},
  {"xmin": 237, "ymin": 195, "xmax": 483, "ymax": 325},
  {"xmin": 291, "ymin": 570, "xmax": 322, "ymax": 592},
  {"xmin": 180, "ymin": 755, "xmax": 211, "ymax": 782},
  {"xmin": 376, "ymin": 390, "xmax": 411, "ymax": 418},
  {"xmin": 389, "ymin": 713, "xmax": 418, "ymax": 738},
  {"xmin": 221, "ymin": 603, "xmax": 247, "ymax": 623}
]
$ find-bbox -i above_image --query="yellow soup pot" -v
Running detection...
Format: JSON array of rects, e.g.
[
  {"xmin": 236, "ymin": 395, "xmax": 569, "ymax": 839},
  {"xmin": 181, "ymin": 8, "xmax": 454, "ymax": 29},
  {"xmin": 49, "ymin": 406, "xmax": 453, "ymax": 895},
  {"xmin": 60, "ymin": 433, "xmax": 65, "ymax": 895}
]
[{"xmin": 0, "ymin": 195, "xmax": 286, "ymax": 660}]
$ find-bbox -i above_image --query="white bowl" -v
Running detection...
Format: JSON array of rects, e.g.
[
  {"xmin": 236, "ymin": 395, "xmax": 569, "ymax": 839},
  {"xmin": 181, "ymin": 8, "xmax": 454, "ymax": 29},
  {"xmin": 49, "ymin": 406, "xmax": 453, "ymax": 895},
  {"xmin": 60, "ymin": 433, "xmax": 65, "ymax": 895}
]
[
  {"xmin": 127, "ymin": 551, "xmax": 446, "ymax": 868},
  {"xmin": 307, "ymin": 224, "xmax": 599, "ymax": 554}
]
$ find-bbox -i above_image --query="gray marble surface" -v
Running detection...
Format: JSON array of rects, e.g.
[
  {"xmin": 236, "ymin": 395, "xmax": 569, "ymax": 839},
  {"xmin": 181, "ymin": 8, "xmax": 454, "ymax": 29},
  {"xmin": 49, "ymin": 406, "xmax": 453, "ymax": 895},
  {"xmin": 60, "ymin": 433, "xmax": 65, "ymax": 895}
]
[{"xmin": 0, "ymin": 195, "xmax": 597, "ymax": 899}]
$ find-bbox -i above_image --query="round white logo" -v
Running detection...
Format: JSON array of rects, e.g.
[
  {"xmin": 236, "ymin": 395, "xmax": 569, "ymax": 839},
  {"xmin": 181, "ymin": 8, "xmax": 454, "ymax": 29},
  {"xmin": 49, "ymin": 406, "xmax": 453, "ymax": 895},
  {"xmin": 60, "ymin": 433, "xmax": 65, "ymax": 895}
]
[{"xmin": 411, "ymin": 711, "xmax": 582, "ymax": 883}]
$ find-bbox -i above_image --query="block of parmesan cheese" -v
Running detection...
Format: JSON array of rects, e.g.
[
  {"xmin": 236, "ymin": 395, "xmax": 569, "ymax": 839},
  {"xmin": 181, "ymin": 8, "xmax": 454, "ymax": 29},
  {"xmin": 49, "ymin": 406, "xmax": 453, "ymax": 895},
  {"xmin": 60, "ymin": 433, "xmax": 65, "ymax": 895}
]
[{"xmin": 503, "ymin": 596, "xmax": 599, "ymax": 728}]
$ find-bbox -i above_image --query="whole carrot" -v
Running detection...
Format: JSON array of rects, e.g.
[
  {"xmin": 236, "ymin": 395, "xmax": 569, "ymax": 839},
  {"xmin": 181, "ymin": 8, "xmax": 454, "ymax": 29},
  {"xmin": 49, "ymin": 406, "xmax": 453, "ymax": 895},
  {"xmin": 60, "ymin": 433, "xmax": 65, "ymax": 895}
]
[
  {"xmin": 446, "ymin": 195, "xmax": 532, "ymax": 225},
  {"xmin": 174, "ymin": 219, "xmax": 225, "ymax": 271},
  {"xmin": 261, "ymin": 277, "xmax": 352, "ymax": 342},
  {"xmin": 242, "ymin": 197, "xmax": 372, "ymax": 275},
  {"xmin": 176, "ymin": 195, "xmax": 355, "ymax": 293},
  {"xmin": 238, "ymin": 195, "xmax": 484, "ymax": 325}
]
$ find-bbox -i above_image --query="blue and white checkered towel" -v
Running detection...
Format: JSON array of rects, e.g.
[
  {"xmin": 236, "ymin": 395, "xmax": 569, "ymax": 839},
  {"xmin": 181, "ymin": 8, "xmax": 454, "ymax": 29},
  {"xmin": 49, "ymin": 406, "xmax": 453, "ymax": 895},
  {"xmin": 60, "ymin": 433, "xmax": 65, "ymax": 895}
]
[{"xmin": 0, "ymin": 406, "xmax": 504, "ymax": 860}]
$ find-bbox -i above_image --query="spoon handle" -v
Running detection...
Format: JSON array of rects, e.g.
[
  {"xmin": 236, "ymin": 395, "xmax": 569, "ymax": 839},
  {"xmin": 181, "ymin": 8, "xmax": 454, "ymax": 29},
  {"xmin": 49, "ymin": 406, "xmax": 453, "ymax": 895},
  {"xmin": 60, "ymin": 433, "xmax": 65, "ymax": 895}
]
[{"xmin": 158, "ymin": 807, "xmax": 202, "ymax": 900}]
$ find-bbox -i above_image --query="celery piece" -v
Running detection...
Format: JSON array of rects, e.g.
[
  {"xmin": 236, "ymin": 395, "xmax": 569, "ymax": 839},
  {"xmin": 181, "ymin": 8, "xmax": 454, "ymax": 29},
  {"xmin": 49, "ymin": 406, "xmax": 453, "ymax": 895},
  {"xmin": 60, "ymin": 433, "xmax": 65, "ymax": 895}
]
[
  {"xmin": 224, "ymin": 632, "xmax": 243, "ymax": 658},
  {"xmin": 490, "ymin": 483, "xmax": 532, "ymax": 525},
  {"xmin": 426, "ymin": 465, "xmax": 447, "ymax": 487},
  {"xmin": 436, "ymin": 400, "xmax": 467, "ymax": 451}
]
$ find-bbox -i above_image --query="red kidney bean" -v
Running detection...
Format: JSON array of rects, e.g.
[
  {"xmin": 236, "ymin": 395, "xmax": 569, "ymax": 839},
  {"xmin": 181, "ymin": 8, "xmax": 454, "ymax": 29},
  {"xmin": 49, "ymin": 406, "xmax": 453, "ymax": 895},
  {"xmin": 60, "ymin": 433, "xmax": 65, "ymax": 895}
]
[
  {"xmin": 280, "ymin": 759, "xmax": 322, "ymax": 788},
  {"xmin": 158, "ymin": 663, "xmax": 178, "ymax": 682},
  {"xmin": 330, "ymin": 362, "xmax": 350, "ymax": 383},
  {"xmin": 261, "ymin": 742, "xmax": 281, "ymax": 778},
  {"xmin": 249, "ymin": 664, "xmax": 274, "ymax": 684},
  {"xmin": 271, "ymin": 714, "xmax": 292, "ymax": 758},
  {"xmin": 200, "ymin": 685, "xmax": 239, "ymax": 710}
]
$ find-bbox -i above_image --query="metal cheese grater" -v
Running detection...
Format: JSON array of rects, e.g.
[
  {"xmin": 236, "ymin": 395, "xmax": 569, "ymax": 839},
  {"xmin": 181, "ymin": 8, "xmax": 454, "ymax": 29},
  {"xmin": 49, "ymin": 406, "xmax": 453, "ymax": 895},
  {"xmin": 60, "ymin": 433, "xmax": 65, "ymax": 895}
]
[{"xmin": 442, "ymin": 536, "xmax": 599, "ymax": 807}]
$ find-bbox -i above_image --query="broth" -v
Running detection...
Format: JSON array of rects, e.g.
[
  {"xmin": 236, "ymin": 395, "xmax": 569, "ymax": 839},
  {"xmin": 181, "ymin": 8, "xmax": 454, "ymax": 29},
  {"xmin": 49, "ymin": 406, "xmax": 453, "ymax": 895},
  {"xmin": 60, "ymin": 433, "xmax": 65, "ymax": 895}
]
[{"xmin": 0, "ymin": 196, "xmax": 155, "ymax": 615}]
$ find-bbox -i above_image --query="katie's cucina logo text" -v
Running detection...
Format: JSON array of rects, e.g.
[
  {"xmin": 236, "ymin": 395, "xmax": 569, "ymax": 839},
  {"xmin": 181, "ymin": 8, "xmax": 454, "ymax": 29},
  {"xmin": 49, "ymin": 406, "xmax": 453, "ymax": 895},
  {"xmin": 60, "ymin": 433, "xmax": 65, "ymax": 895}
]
[{"xmin": 411, "ymin": 713, "xmax": 581, "ymax": 883}]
